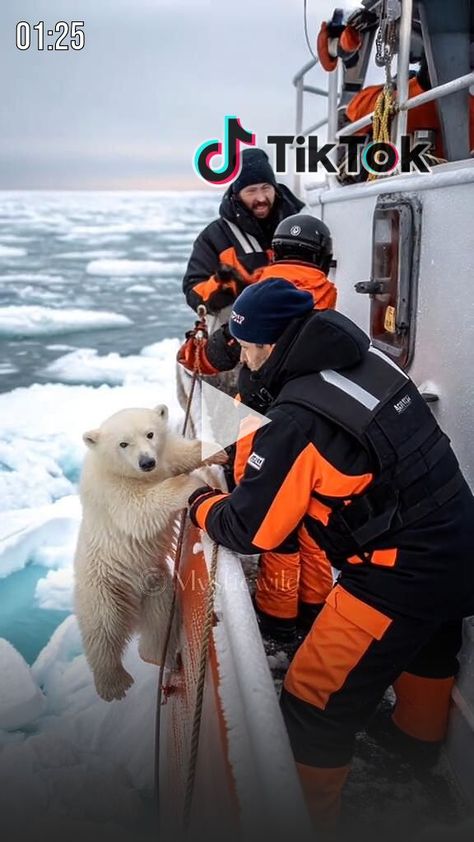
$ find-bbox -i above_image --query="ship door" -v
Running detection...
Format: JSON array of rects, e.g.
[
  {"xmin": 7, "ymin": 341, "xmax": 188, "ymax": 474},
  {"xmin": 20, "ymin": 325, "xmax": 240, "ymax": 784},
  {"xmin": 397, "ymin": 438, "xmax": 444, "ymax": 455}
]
[{"xmin": 356, "ymin": 195, "xmax": 422, "ymax": 369}]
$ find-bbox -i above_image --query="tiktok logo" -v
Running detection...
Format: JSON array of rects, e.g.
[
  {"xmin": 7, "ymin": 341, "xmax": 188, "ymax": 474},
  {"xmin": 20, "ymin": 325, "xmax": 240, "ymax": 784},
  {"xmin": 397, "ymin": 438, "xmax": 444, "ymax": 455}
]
[{"xmin": 194, "ymin": 116, "xmax": 256, "ymax": 185}]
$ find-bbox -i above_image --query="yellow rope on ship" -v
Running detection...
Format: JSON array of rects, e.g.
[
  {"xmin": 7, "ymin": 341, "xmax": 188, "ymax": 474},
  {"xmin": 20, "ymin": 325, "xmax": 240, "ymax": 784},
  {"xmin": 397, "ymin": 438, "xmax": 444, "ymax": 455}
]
[{"xmin": 368, "ymin": 85, "xmax": 396, "ymax": 181}]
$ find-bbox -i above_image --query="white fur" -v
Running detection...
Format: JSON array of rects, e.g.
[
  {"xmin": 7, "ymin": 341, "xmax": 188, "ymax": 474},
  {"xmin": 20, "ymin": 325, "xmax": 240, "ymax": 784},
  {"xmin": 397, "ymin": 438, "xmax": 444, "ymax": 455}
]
[{"xmin": 74, "ymin": 404, "xmax": 225, "ymax": 702}]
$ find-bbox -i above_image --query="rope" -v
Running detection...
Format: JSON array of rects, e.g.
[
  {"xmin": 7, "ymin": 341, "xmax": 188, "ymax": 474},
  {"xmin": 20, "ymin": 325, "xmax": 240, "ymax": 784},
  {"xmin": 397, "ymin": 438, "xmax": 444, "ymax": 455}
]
[
  {"xmin": 154, "ymin": 305, "xmax": 221, "ymax": 834},
  {"xmin": 183, "ymin": 540, "xmax": 219, "ymax": 831},
  {"xmin": 368, "ymin": 0, "xmax": 397, "ymax": 181},
  {"xmin": 366, "ymin": 86, "xmax": 396, "ymax": 181},
  {"xmin": 154, "ymin": 324, "xmax": 204, "ymax": 817},
  {"xmin": 303, "ymin": 0, "xmax": 318, "ymax": 62}
]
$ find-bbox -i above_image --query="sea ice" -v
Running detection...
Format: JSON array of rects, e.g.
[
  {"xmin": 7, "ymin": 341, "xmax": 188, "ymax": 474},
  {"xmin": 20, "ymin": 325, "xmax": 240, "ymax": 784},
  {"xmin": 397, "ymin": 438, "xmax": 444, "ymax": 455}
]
[
  {"xmin": 0, "ymin": 272, "xmax": 65, "ymax": 285},
  {"xmin": 43, "ymin": 338, "xmax": 181, "ymax": 387},
  {"xmin": 86, "ymin": 258, "xmax": 185, "ymax": 277},
  {"xmin": 0, "ymin": 618, "xmax": 158, "ymax": 835},
  {"xmin": 126, "ymin": 284, "xmax": 155, "ymax": 293},
  {"xmin": 0, "ymin": 638, "xmax": 45, "ymax": 730},
  {"xmin": 0, "ymin": 244, "xmax": 26, "ymax": 257},
  {"xmin": 0, "ymin": 496, "xmax": 81, "ymax": 579},
  {"xmin": 0, "ymin": 306, "xmax": 131, "ymax": 338},
  {"xmin": 35, "ymin": 567, "xmax": 75, "ymax": 611}
]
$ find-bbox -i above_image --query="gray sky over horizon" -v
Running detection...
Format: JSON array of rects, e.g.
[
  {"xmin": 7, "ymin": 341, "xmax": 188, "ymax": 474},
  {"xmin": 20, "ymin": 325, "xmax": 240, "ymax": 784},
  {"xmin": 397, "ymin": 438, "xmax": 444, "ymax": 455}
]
[{"xmin": 0, "ymin": 0, "xmax": 359, "ymax": 190}]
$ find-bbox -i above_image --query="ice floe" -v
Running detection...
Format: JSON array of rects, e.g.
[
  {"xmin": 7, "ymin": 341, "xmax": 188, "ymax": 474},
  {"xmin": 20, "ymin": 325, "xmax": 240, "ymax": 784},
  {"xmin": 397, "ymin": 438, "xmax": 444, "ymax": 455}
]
[
  {"xmin": 0, "ymin": 639, "xmax": 45, "ymax": 730},
  {"xmin": 0, "ymin": 306, "xmax": 131, "ymax": 337},
  {"xmin": 86, "ymin": 258, "xmax": 185, "ymax": 277},
  {"xmin": 43, "ymin": 338, "xmax": 180, "ymax": 385}
]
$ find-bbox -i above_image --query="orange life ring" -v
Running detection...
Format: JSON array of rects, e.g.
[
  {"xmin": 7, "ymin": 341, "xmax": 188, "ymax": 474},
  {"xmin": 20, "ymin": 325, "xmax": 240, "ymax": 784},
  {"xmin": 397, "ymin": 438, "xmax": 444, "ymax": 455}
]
[{"xmin": 317, "ymin": 21, "xmax": 338, "ymax": 72}]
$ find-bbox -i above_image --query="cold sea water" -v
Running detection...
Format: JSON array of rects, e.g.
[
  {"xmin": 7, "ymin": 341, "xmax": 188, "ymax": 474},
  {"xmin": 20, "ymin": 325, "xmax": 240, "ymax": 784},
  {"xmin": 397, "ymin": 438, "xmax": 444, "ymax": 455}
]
[{"xmin": 0, "ymin": 190, "xmax": 219, "ymax": 664}]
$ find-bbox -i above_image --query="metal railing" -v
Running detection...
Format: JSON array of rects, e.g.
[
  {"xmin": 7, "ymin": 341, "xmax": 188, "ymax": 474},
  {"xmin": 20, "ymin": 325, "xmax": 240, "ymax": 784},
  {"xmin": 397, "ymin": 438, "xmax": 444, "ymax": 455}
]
[
  {"xmin": 336, "ymin": 72, "xmax": 474, "ymax": 138},
  {"xmin": 293, "ymin": 0, "xmax": 474, "ymax": 194},
  {"xmin": 292, "ymin": 57, "xmax": 330, "ymax": 195},
  {"xmin": 293, "ymin": 58, "xmax": 328, "ymax": 139}
]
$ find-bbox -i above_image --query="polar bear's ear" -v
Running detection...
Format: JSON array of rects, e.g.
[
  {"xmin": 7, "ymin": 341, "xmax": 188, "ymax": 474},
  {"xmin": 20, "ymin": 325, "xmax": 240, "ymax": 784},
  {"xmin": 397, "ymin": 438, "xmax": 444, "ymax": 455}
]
[
  {"xmin": 83, "ymin": 429, "xmax": 100, "ymax": 448},
  {"xmin": 154, "ymin": 404, "xmax": 168, "ymax": 422}
]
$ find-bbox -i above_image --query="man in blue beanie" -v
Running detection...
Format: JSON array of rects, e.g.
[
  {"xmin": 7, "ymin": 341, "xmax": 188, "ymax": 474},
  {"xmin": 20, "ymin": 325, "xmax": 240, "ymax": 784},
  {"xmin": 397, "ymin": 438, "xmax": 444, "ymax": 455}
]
[
  {"xmin": 182, "ymin": 148, "xmax": 304, "ymax": 317},
  {"xmin": 228, "ymin": 276, "xmax": 314, "ymax": 371},
  {"xmin": 187, "ymin": 278, "xmax": 474, "ymax": 829}
]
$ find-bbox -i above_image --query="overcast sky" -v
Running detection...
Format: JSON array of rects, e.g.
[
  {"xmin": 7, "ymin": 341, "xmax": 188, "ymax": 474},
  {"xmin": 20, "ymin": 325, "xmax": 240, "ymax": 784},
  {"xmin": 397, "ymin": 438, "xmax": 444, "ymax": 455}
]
[{"xmin": 0, "ymin": 0, "xmax": 359, "ymax": 189}]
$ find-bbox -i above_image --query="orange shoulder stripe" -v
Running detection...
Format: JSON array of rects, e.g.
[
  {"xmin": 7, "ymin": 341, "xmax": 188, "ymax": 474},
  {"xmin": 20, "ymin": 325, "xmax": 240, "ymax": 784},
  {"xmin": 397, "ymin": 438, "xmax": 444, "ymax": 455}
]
[
  {"xmin": 313, "ymin": 444, "xmax": 372, "ymax": 498},
  {"xmin": 234, "ymin": 424, "xmax": 257, "ymax": 485},
  {"xmin": 253, "ymin": 442, "xmax": 372, "ymax": 551},
  {"xmin": 253, "ymin": 443, "xmax": 318, "ymax": 550},
  {"xmin": 219, "ymin": 246, "xmax": 255, "ymax": 283}
]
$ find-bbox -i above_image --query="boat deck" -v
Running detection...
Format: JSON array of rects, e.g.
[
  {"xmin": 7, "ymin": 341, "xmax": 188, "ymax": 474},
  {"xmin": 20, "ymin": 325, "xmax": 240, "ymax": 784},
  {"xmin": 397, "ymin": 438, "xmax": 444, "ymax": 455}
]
[{"xmin": 241, "ymin": 548, "xmax": 468, "ymax": 841}]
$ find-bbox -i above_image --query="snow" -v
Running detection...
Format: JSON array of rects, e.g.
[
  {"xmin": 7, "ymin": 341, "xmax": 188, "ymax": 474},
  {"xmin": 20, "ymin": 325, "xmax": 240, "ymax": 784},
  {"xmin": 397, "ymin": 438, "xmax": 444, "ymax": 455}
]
[
  {"xmin": 35, "ymin": 568, "xmax": 75, "ymax": 611},
  {"xmin": 0, "ymin": 306, "xmax": 131, "ymax": 338},
  {"xmin": 43, "ymin": 338, "xmax": 180, "ymax": 385},
  {"xmin": 206, "ymin": 534, "xmax": 312, "ymax": 839},
  {"xmin": 30, "ymin": 617, "xmax": 157, "ymax": 790},
  {"xmin": 0, "ymin": 497, "xmax": 80, "ymax": 581},
  {"xmin": 0, "ymin": 639, "xmax": 45, "ymax": 730},
  {"xmin": 0, "ymin": 617, "xmax": 158, "ymax": 835},
  {"xmin": 86, "ymin": 258, "xmax": 185, "ymax": 277}
]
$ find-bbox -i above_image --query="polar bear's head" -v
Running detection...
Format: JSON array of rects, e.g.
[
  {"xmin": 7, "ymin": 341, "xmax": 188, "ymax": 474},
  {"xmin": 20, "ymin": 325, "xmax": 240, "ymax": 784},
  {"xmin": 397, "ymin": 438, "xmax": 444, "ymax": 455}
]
[{"xmin": 83, "ymin": 405, "xmax": 169, "ymax": 478}]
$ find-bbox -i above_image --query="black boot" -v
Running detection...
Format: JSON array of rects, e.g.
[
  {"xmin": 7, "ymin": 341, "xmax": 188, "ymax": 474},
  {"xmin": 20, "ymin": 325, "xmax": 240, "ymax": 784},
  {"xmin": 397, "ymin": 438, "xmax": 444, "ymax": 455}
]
[
  {"xmin": 366, "ymin": 706, "xmax": 442, "ymax": 771},
  {"xmin": 253, "ymin": 601, "xmax": 297, "ymax": 643},
  {"xmin": 296, "ymin": 601, "xmax": 324, "ymax": 633}
]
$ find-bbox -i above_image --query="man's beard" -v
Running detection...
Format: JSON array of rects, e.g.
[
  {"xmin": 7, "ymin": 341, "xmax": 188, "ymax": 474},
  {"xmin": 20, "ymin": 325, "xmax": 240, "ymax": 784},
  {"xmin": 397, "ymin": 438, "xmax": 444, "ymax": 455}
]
[{"xmin": 251, "ymin": 199, "xmax": 273, "ymax": 218}]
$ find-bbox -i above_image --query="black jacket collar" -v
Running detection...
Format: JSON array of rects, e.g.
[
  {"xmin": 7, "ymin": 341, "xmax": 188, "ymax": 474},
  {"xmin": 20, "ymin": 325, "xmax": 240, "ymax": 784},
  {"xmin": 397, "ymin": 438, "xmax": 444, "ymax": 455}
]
[{"xmin": 244, "ymin": 310, "xmax": 371, "ymax": 412}]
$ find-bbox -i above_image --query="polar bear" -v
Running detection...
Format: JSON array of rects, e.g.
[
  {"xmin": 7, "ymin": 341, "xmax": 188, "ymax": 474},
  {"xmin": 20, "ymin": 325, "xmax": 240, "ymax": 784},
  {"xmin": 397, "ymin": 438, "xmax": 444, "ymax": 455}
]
[{"xmin": 74, "ymin": 404, "xmax": 224, "ymax": 702}]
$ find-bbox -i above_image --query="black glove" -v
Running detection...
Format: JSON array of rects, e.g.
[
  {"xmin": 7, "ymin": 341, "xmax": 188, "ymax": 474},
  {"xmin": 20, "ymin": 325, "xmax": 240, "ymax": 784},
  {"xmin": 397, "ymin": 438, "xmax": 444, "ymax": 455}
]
[
  {"xmin": 188, "ymin": 485, "xmax": 222, "ymax": 527},
  {"xmin": 215, "ymin": 264, "xmax": 245, "ymax": 286},
  {"xmin": 206, "ymin": 322, "xmax": 241, "ymax": 372}
]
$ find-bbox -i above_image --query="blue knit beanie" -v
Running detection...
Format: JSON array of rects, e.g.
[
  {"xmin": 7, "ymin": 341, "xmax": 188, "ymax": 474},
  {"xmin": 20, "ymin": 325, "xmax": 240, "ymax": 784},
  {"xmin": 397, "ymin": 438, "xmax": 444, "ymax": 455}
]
[{"xmin": 229, "ymin": 278, "xmax": 314, "ymax": 344}]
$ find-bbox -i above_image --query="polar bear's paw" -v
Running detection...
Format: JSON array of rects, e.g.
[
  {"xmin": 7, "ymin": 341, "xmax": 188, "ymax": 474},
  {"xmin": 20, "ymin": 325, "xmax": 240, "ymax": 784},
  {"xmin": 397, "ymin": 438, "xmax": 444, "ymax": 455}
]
[
  {"xmin": 203, "ymin": 448, "xmax": 229, "ymax": 466},
  {"xmin": 94, "ymin": 666, "xmax": 134, "ymax": 702}
]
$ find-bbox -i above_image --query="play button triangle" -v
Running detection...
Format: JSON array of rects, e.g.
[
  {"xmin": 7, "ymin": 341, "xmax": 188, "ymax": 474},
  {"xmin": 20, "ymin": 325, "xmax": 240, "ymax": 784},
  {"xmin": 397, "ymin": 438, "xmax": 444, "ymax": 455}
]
[{"xmin": 197, "ymin": 380, "xmax": 271, "ymax": 460}]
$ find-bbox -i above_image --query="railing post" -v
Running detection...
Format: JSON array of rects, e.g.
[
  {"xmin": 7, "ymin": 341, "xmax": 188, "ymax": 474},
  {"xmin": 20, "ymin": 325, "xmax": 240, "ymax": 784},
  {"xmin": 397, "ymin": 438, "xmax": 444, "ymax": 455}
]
[
  {"xmin": 294, "ymin": 77, "xmax": 304, "ymax": 196},
  {"xmin": 395, "ymin": 0, "xmax": 413, "ymax": 152},
  {"xmin": 326, "ymin": 61, "xmax": 339, "ymax": 188},
  {"xmin": 327, "ymin": 62, "xmax": 339, "ymax": 144}
]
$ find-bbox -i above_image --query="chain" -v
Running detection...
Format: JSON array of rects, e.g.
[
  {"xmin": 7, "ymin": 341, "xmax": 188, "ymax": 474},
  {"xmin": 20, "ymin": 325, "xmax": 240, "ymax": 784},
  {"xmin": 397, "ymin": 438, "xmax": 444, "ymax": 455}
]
[{"xmin": 375, "ymin": 0, "xmax": 400, "ymax": 88}]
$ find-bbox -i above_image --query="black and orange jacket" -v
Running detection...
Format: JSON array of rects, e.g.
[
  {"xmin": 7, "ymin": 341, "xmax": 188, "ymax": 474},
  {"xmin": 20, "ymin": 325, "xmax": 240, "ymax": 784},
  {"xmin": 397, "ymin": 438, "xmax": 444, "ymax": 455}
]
[
  {"xmin": 190, "ymin": 310, "xmax": 474, "ymax": 619},
  {"xmin": 258, "ymin": 262, "xmax": 337, "ymax": 310},
  {"xmin": 202, "ymin": 262, "xmax": 338, "ymax": 375},
  {"xmin": 182, "ymin": 184, "xmax": 303, "ymax": 313},
  {"xmin": 346, "ymin": 77, "xmax": 474, "ymax": 159}
]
